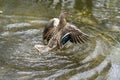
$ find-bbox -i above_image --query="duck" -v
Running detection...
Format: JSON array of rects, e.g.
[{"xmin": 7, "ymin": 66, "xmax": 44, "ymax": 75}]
[{"xmin": 34, "ymin": 11, "xmax": 89, "ymax": 52}]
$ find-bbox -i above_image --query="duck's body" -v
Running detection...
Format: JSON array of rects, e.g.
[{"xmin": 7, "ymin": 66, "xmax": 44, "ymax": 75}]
[
  {"xmin": 47, "ymin": 23, "xmax": 89, "ymax": 49},
  {"xmin": 35, "ymin": 11, "xmax": 89, "ymax": 52}
]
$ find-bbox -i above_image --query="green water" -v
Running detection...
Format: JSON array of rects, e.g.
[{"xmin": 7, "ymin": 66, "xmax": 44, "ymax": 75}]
[{"xmin": 0, "ymin": 0, "xmax": 120, "ymax": 80}]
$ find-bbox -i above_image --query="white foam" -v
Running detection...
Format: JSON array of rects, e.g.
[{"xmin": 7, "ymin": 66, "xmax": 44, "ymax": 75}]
[{"xmin": 34, "ymin": 44, "xmax": 51, "ymax": 53}]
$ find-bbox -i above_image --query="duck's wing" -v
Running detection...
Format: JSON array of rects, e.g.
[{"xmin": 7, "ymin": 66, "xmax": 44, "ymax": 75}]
[
  {"xmin": 43, "ymin": 18, "xmax": 60, "ymax": 42},
  {"xmin": 61, "ymin": 24, "xmax": 89, "ymax": 44}
]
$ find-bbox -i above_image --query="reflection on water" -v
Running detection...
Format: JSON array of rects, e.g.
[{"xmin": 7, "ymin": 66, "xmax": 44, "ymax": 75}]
[{"xmin": 0, "ymin": 0, "xmax": 120, "ymax": 80}]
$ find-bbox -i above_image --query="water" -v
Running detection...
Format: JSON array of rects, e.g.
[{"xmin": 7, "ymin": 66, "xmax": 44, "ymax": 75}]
[{"xmin": 0, "ymin": 0, "xmax": 120, "ymax": 80}]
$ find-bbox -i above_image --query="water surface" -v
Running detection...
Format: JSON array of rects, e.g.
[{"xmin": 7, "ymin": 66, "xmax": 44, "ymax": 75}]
[{"xmin": 0, "ymin": 0, "xmax": 120, "ymax": 80}]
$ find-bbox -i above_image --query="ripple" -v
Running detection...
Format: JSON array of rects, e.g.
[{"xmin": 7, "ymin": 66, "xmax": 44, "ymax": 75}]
[
  {"xmin": 6, "ymin": 23, "xmax": 31, "ymax": 29},
  {"xmin": 13, "ymin": 29, "xmax": 40, "ymax": 36},
  {"xmin": 111, "ymin": 25, "xmax": 120, "ymax": 32},
  {"xmin": 0, "ymin": 0, "xmax": 120, "ymax": 79},
  {"xmin": 116, "ymin": 16, "xmax": 120, "ymax": 19},
  {"xmin": 69, "ymin": 60, "xmax": 110, "ymax": 80},
  {"xmin": 0, "ymin": 14, "xmax": 39, "ymax": 19},
  {"xmin": 1, "ymin": 31, "xmax": 10, "ymax": 37},
  {"xmin": 107, "ymin": 64, "xmax": 120, "ymax": 80},
  {"xmin": 29, "ymin": 20, "xmax": 48, "ymax": 24},
  {"xmin": 1, "ymin": 29, "xmax": 40, "ymax": 37}
]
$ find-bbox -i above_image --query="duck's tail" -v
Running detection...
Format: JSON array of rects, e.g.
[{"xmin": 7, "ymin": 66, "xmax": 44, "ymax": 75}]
[{"xmin": 34, "ymin": 45, "xmax": 52, "ymax": 53}]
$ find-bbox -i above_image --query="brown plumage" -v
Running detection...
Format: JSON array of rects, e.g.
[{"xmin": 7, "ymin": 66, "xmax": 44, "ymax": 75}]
[
  {"xmin": 35, "ymin": 11, "xmax": 89, "ymax": 52},
  {"xmin": 47, "ymin": 23, "xmax": 89, "ymax": 49}
]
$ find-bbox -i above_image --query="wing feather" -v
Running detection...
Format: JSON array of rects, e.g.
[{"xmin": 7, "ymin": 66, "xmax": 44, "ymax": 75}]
[
  {"xmin": 61, "ymin": 24, "xmax": 89, "ymax": 44},
  {"xmin": 43, "ymin": 18, "xmax": 59, "ymax": 42}
]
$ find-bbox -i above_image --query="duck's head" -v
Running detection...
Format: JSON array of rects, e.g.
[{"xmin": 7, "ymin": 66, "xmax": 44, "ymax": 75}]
[
  {"xmin": 59, "ymin": 11, "xmax": 70, "ymax": 19},
  {"xmin": 59, "ymin": 11, "xmax": 71, "ymax": 27}
]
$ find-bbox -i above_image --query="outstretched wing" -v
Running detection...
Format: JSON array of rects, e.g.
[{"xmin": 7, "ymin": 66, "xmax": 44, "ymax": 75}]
[
  {"xmin": 43, "ymin": 18, "xmax": 60, "ymax": 42},
  {"xmin": 61, "ymin": 24, "xmax": 89, "ymax": 44}
]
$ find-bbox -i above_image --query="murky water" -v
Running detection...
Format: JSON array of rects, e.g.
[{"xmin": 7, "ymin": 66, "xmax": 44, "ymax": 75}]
[{"xmin": 0, "ymin": 0, "xmax": 120, "ymax": 80}]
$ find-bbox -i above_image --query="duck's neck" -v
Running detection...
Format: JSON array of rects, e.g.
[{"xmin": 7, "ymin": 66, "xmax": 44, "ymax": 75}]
[{"xmin": 59, "ymin": 15, "xmax": 67, "ymax": 28}]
